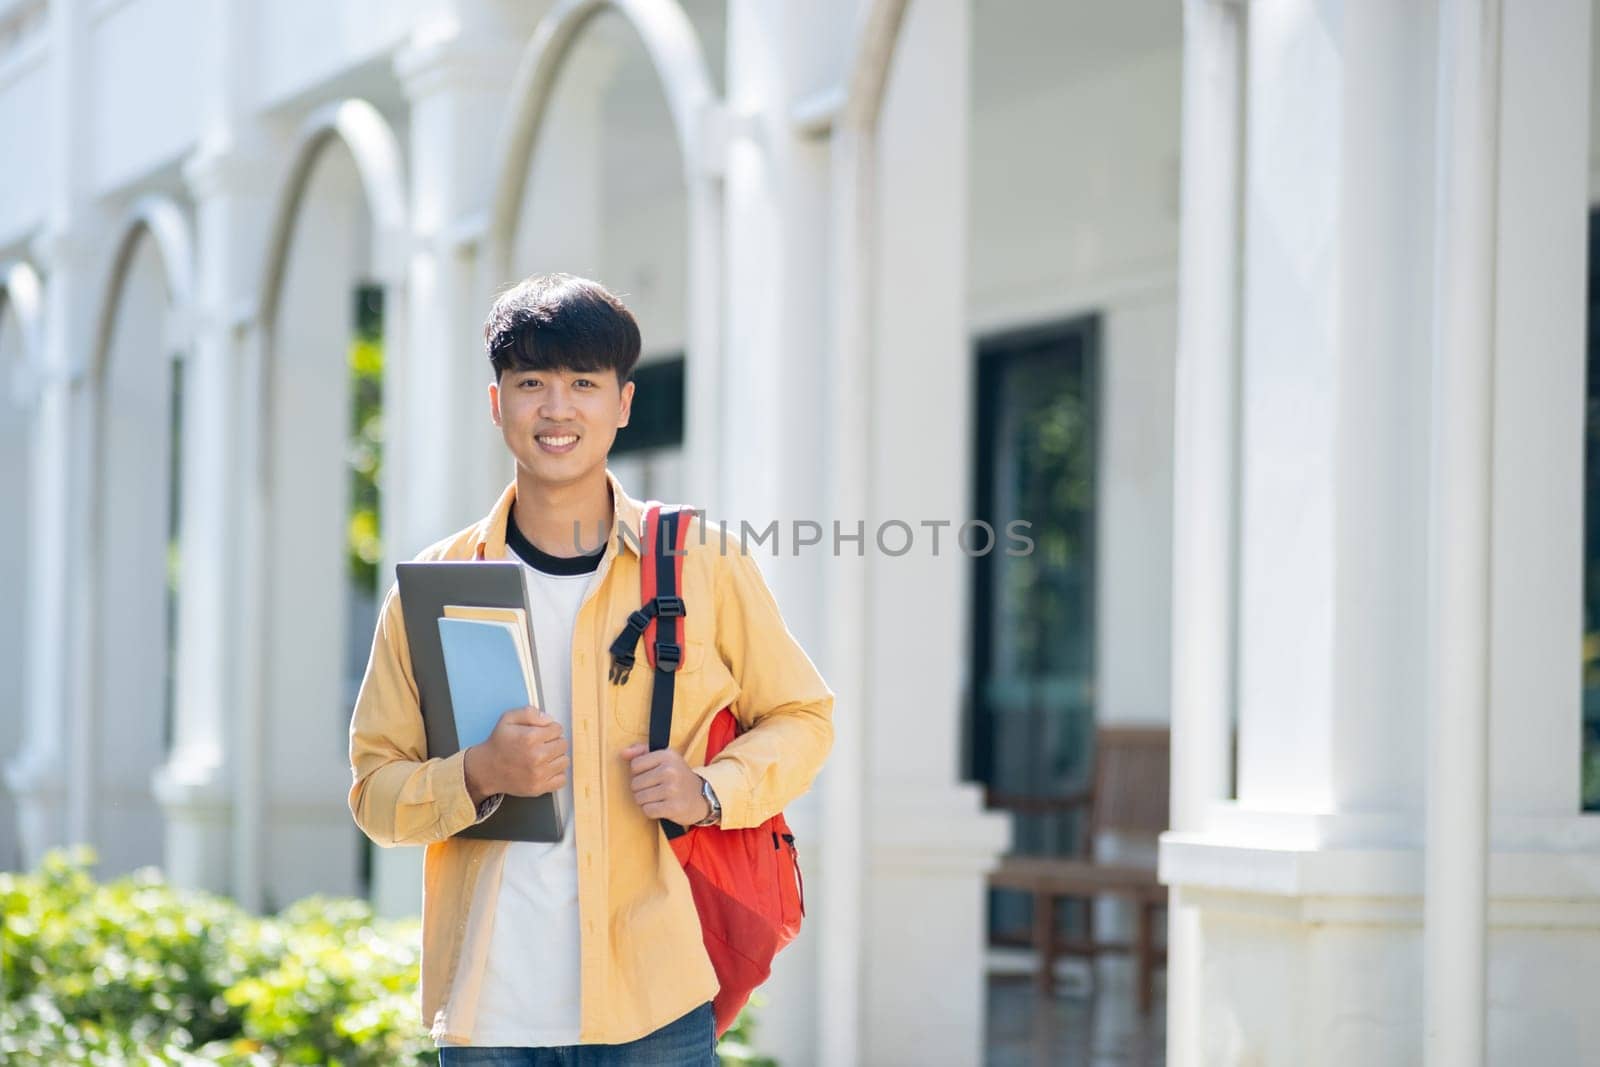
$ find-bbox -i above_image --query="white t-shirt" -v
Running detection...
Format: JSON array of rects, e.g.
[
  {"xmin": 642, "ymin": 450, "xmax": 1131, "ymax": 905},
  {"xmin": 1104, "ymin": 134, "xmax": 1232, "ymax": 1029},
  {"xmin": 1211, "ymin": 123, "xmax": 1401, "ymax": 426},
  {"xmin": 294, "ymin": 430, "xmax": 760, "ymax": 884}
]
[{"xmin": 446, "ymin": 527, "xmax": 604, "ymax": 1048}]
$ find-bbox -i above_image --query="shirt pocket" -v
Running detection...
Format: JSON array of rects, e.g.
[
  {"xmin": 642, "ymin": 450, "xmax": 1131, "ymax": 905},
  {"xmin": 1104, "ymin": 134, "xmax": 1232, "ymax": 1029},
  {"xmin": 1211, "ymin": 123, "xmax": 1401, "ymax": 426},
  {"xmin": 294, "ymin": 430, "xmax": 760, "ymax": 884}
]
[{"xmin": 609, "ymin": 637, "xmax": 707, "ymax": 737}]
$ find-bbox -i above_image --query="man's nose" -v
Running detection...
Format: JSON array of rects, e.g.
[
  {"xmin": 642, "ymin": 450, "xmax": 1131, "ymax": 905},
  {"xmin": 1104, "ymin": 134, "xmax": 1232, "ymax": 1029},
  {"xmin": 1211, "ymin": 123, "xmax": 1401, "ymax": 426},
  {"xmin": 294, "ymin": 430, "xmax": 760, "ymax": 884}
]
[{"xmin": 539, "ymin": 383, "xmax": 577, "ymax": 417}]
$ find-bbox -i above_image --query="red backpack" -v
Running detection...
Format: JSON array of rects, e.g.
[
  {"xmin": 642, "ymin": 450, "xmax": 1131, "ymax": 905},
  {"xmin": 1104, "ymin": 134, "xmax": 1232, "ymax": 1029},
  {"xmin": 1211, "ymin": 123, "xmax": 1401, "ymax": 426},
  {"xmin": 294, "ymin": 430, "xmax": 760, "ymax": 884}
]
[{"xmin": 607, "ymin": 504, "xmax": 806, "ymax": 1038}]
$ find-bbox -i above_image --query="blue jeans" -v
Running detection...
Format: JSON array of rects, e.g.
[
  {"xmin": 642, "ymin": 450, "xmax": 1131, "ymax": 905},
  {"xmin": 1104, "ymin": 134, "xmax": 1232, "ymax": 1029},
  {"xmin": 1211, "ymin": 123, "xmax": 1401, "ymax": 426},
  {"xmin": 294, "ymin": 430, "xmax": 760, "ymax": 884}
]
[{"xmin": 437, "ymin": 1001, "xmax": 717, "ymax": 1066}]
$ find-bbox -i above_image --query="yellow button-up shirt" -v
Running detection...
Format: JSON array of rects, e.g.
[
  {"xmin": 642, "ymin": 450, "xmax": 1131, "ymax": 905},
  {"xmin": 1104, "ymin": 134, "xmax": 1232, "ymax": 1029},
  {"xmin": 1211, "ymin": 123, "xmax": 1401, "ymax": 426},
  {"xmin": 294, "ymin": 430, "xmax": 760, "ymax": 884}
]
[{"xmin": 347, "ymin": 470, "xmax": 835, "ymax": 1046}]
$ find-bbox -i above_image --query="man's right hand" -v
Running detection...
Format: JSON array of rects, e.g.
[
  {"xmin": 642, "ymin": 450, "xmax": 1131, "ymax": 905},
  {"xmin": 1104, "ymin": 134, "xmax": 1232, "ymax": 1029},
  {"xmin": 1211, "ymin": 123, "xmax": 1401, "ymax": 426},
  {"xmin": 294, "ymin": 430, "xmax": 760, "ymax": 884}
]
[{"xmin": 463, "ymin": 705, "xmax": 570, "ymax": 803}]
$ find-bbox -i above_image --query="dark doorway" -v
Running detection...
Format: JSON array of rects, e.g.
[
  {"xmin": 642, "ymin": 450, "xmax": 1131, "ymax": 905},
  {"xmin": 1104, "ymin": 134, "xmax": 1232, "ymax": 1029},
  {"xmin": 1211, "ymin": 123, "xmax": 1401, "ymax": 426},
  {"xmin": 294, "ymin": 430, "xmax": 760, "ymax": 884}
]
[{"xmin": 968, "ymin": 317, "xmax": 1099, "ymax": 939}]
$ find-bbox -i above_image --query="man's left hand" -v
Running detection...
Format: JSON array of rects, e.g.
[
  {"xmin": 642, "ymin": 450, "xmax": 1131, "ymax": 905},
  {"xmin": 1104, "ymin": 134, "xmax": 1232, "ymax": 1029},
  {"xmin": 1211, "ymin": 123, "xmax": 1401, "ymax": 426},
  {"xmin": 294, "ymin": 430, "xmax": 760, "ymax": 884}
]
[{"xmin": 620, "ymin": 743, "xmax": 711, "ymax": 825}]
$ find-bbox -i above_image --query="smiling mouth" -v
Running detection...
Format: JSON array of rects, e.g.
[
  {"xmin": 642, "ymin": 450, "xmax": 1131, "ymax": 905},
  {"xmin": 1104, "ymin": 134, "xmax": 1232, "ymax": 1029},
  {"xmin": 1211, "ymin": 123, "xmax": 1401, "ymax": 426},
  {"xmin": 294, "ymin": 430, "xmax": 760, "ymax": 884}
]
[{"xmin": 536, "ymin": 433, "xmax": 580, "ymax": 452}]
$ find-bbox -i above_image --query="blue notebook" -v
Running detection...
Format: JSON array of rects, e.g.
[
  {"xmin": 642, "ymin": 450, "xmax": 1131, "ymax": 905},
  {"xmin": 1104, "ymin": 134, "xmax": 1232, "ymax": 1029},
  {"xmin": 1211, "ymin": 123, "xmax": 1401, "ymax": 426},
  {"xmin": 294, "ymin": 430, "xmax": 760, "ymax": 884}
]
[{"xmin": 436, "ymin": 617, "xmax": 534, "ymax": 750}]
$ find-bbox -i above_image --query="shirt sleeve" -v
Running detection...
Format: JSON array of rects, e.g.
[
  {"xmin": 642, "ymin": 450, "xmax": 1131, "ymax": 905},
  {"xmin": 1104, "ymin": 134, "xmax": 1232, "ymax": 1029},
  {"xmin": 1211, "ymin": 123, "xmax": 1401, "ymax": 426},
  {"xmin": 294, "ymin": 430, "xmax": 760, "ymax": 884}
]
[
  {"xmin": 693, "ymin": 546, "xmax": 835, "ymax": 830},
  {"xmin": 347, "ymin": 582, "xmax": 488, "ymax": 847}
]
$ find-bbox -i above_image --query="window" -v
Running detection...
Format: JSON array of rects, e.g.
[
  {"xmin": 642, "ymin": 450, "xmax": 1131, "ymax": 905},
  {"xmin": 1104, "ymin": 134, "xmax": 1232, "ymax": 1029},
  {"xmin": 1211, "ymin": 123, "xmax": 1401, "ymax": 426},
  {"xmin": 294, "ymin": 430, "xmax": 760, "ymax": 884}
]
[{"xmin": 614, "ymin": 356, "xmax": 685, "ymax": 455}]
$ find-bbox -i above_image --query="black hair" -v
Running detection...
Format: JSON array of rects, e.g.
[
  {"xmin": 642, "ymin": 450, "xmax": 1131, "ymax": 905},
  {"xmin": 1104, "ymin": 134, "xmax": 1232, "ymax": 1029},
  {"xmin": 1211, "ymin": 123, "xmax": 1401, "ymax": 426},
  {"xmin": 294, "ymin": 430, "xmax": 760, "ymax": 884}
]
[{"xmin": 483, "ymin": 273, "xmax": 642, "ymax": 383}]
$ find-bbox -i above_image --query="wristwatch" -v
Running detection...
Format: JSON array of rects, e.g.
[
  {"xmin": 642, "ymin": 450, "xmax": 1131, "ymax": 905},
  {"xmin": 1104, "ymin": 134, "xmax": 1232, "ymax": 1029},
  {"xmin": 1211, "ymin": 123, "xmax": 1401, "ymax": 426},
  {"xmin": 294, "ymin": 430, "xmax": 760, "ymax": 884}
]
[{"xmin": 692, "ymin": 775, "xmax": 722, "ymax": 828}]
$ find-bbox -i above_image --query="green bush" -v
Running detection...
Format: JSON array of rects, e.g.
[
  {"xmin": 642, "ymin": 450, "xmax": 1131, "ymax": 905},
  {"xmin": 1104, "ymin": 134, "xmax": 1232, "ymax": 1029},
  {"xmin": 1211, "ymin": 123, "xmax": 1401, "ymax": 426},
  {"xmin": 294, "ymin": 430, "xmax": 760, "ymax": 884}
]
[{"xmin": 1, "ymin": 847, "xmax": 776, "ymax": 1065}]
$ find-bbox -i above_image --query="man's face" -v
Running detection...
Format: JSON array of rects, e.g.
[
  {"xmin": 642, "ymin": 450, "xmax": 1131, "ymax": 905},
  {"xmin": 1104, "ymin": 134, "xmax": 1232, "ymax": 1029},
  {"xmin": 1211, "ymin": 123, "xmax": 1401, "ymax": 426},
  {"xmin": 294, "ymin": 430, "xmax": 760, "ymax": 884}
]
[{"xmin": 490, "ymin": 366, "xmax": 635, "ymax": 486}]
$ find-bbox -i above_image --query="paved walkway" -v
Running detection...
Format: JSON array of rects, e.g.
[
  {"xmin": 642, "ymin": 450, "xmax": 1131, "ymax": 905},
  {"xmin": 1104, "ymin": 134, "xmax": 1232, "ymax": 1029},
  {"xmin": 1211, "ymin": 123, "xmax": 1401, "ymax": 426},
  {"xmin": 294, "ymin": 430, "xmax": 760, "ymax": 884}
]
[{"xmin": 986, "ymin": 971, "xmax": 1165, "ymax": 1067}]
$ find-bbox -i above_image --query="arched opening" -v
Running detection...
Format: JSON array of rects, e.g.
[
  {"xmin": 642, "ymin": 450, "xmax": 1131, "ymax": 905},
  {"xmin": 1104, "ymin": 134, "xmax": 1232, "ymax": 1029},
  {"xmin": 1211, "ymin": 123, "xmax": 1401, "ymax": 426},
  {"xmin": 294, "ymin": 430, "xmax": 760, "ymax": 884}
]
[
  {"xmin": 249, "ymin": 101, "xmax": 407, "ymax": 911},
  {"xmin": 487, "ymin": 0, "xmax": 723, "ymax": 510},
  {"xmin": 88, "ymin": 216, "xmax": 191, "ymax": 879},
  {"xmin": 0, "ymin": 264, "xmax": 40, "ymax": 873}
]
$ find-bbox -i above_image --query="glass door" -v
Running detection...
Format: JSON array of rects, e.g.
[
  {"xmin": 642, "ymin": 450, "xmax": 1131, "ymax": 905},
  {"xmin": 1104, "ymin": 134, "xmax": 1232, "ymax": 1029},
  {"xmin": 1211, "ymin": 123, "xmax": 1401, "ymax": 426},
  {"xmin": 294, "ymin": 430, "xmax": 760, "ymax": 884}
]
[{"xmin": 970, "ymin": 317, "xmax": 1099, "ymax": 939}]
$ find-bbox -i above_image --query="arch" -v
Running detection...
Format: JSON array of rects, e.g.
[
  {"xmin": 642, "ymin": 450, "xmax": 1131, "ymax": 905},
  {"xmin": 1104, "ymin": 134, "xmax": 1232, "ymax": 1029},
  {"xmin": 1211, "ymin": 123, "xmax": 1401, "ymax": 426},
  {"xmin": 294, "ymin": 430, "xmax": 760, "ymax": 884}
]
[
  {"xmin": 90, "ymin": 196, "xmax": 196, "ymax": 380},
  {"xmin": 483, "ymin": 0, "xmax": 726, "ymax": 512},
  {"xmin": 838, "ymin": 0, "xmax": 911, "ymax": 135},
  {"xmin": 78, "ymin": 195, "xmax": 196, "ymax": 878},
  {"xmin": 237, "ymin": 96, "xmax": 410, "ymax": 912},
  {"xmin": 485, "ymin": 0, "xmax": 716, "ymax": 271},
  {"xmin": 256, "ymin": 98, "xmax": 408, "ymax": 329}
]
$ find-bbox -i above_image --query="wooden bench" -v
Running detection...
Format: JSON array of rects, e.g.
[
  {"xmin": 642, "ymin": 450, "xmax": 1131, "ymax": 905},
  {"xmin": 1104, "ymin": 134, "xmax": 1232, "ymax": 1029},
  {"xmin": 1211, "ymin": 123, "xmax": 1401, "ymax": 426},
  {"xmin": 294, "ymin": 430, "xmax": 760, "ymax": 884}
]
[{"xmin": 987, "ymin": 726, "xmax": 1170, "ymax": 1012}]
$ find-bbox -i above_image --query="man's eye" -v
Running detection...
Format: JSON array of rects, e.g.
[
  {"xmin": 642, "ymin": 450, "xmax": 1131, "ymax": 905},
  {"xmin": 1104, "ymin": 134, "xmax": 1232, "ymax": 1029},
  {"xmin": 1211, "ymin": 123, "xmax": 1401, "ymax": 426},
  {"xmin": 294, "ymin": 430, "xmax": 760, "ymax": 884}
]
[
  {"xmin": 519, "ymin": 378, "xmax": 539, "ymax": 388},
  {"xmin": 576, "ymin": 379, "xmax": 594, "ymax": 388}
]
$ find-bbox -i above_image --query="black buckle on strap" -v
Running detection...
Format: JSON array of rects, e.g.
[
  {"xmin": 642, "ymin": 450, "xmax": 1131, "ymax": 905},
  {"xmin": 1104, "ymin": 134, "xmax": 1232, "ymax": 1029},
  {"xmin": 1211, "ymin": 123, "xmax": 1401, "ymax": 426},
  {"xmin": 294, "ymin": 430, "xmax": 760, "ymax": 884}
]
[
  {"xmin": 654, "ymin": 642, "xmax": 682, "ymax": 671},
  {"xmin": 653, "ymin": 595, "xmax": 686, "ymax": 618}
]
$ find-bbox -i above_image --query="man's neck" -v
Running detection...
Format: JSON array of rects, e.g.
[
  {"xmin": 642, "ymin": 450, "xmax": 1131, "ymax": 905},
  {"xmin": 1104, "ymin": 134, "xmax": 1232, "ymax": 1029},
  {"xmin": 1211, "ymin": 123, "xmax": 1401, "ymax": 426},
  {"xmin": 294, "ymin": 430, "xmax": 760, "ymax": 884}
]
[{"xmin": 511, "ymin": 467, "xmax": 613, "ymax": 557}]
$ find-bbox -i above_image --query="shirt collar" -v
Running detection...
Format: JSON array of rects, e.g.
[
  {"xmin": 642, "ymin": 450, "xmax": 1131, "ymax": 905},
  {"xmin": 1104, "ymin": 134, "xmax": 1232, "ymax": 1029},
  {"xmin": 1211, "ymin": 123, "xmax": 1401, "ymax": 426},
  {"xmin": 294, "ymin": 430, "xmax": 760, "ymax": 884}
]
[{"xmin": 472, "ymin": 468, "xmax": 646, "ymax": 562}]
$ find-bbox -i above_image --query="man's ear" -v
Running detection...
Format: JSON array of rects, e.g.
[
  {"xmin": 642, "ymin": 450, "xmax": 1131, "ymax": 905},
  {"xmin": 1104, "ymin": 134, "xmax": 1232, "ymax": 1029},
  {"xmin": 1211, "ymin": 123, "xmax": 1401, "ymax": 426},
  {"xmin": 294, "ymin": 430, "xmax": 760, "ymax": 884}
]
[
  {"xmin": 618, "ymin": 379, "xmax": 635, "ymax": 428},
  {"xmin": 488, "ymin": 380, "xmax": 502, "ymax": 427}
]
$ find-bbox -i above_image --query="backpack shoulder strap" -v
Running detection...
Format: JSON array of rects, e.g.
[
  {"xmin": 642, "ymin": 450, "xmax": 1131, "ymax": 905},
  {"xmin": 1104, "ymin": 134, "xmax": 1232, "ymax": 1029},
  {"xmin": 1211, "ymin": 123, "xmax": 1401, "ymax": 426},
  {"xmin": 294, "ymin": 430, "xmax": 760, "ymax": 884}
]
[
  {"xmin": 646, "ymin": 507, "xmax": 692, "ymax": 754},
  {"xmin": 605, "ymin": 502, "xmax": 693, "ymax": 697},
  {"xmin": 629, "ymin": 504, "xmax": 695, "ymax": 840}
]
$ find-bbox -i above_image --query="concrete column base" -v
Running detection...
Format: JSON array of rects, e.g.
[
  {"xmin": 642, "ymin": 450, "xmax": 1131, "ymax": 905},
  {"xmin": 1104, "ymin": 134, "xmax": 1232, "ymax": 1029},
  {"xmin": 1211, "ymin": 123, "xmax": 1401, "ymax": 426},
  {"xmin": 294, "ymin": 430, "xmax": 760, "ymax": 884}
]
[
  {"xmin": 4, "ymin": 744, "xmax": 67, "ymax": 870},
  {"xmin": 861, "ymin": 782, "xmax": 1010, "ymax": 1067},
  {"xmin": 1161, "ymin": 815, "xmax": 1600, "ymax": 1066},
  {"xmin": 152, "ymin": 752, "xmax": 232, "ymax": 895}
]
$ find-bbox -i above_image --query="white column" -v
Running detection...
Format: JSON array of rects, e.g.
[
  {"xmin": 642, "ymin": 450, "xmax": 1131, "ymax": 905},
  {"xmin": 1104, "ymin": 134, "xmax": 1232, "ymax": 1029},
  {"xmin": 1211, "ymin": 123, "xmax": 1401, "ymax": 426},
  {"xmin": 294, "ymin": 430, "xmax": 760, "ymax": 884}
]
[
  {"xmin": 0, "ymin": 268, "xmax": 40, "ymax": 872},
  {"xmin": 819, "ymin": 120, "xmax": 869, "ymax": 1067},
  {"xmin": 1485, "ymin": 0, "xmax": 1588, "ymax": 823},
  {"xmin": 153, "ymin": 0, "xmax": 276, "ymax": 898},
  {"xmin": 1423, "ymin": 3, "xmax": 1499, "ymax": 1063},
  {"xmin": 5, "ymin": 225, "xmax": 96, "ymax": 869},
  {"xmin": 720, "ymin": 4, "xmax": 839, "ymax": 1062},
  {"xmin": 1163, "ymin": 2, "xmax": 1243, "ymax": 1063},
  {"xmin": 4, "ymin": 0, "xmax": 95, "ymax": 870},
  {"xmin": 862, "ymin": 3, "xmax": 1009, "ymax": 1065},
  {"xmin": 1232, "ymin": 0, "xmax": 1437, "ymax": 831}
]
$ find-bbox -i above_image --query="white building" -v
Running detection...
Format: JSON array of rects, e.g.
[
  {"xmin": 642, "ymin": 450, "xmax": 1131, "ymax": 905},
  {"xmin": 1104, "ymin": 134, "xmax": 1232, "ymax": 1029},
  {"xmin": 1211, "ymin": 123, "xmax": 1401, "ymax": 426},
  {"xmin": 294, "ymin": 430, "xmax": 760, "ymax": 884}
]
[{"xmin": 2, "ymin": 1, "xmax": 1597, "ymax": 1065}]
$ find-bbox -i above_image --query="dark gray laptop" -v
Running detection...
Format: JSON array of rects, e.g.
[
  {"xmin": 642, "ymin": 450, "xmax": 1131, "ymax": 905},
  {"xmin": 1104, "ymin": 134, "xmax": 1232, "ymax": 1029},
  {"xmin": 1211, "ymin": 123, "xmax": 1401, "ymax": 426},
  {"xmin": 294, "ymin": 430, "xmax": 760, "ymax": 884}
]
[{"xmin": 395, "ymin": 560, "xmax": 565, "ymax": 842}]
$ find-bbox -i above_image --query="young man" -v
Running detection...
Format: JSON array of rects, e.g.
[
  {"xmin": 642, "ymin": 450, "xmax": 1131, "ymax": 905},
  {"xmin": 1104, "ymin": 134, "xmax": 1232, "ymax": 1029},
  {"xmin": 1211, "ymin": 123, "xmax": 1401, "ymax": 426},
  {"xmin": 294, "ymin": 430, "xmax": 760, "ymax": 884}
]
[{"xmin": 347, "ymin": 274, "xmax": 835, "ymax": 1064}]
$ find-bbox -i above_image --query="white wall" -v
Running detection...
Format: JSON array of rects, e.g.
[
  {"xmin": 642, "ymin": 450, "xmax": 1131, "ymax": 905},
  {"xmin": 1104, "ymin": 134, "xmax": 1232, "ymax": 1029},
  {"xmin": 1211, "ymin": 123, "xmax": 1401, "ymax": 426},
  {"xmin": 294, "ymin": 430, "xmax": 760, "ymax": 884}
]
[
  {"xmin": 253, "ymin": 0, "xmax": 429, "ymax": 112},
  {"xmin": 0, "ymin": 0, "xmax": 427, "ymax": 250},
  {"xmin": 88, "ymin": 0, "xmax": 202, "ymax": 194},
  {"xmin": 0, "ymin": 8, "xmax": 50, "ymax": 248},
  {"xmin": 970, "ymin": 46, "xmax": 1181, "ymax": 331}
]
